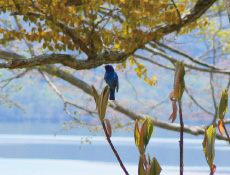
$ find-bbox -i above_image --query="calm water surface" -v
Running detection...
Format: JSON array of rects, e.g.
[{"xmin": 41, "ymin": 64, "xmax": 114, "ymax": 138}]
[{"xmin": 0, "ymin": 123, "xmax": 229, "ymax": 174}]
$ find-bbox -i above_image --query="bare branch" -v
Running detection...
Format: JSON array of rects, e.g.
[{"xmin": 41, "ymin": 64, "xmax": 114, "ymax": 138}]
[
  {"xmin": 210, "ymin": 72, "xmax": 218, "ymax": 124},
  {"xmin": 42, "ymin": 65, "xmax": 229, "ymax": 141},
  {"xmin": 185, "ymin": 88, "xmax": 214, "ymax": 116},
  {"xmin": 99, "ymin": 7, "xmax": 124, "ymax": 24},
  {"xmin": 64, "ymin": 0, "xmax": 89, "ymax": 6},
  {"xmin": 223, "ymin": 0, "xmax": 230, "ymax": 22},
  {"xmin": 223, "ymin": 119, "xmax": 230, "ymax": 125},
  {"xmin": 170, "ymin": 0, "xmax": 182, "ymax": 26},
  {"xmin": 124, "ymin": 70, "xmax": 139, "ymax": 101},
  {"xmin": 1, "ymin": 47, "xmax": 228, "ymax": 75},
  {"xmin": 196, "ymin": 45, "xmax": 223, "ymax": 61},
  {"xmin": 39, "ymin": 69, "xmax": 96, "ymax": 125},
  {"xmin": 146, "ymin": 96, "xmax": 169, "ymax": 114},
  {"xmin": 14, "ymin": 16, "xmax": 35, "ymax": 56},
  {"xmin": 145, "ymin": 45, "xmax": 230, "ymax": 75},
  {"xmin": 226, "ymin": 75, "xmax": 230, "ymax": 89},
  {"xmin": 0, "ymin": 49, "xmax": 132, "ymax": 70},
  {"xmin": 0, "ymin": 50, "xmax": 24, "ymax": 60},
  {"xmin": 134, "ymin": 54, "xmax": 175, "ymax": 71},
  {"xmin": 153, "ymin": 41, "xmax": 219, "ymax": 70},
  {"xmin": 0, "ymin": 69, "xmax": 29, "ymax": 89},
  {"xmin": 142, "ymin": 0, "xmax": 217, "ymax": 44},
  {"xmin": 210, "ymin": 33, "xmax": 219, "ymax": 124}
]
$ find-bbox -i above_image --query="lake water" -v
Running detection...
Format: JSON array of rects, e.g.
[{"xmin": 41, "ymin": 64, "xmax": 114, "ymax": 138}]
[{"xmin": 0, "ymin": 123, "xmax": 229, "ymax": 175}]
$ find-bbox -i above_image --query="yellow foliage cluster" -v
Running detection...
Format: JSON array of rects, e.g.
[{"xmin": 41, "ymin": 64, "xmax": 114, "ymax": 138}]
[
  {"xmin": 116, "ymin": 56, "xmax": 156, "ymax": 86},
  {"xmin": 0, "ymin": 0, "xmax": 193, "ymax": 55},
  {"xmin": 0, "ymin": 0, "xmax": 218, "ymax": 85},
  {"xmin": 132, "ymin": 57, "xmax": 157, "ymax": 86}
]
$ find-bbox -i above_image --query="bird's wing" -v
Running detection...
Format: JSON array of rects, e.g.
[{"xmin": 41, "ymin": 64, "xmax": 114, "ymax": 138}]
[
  {"xmin": 104, "ymin": 73, "xmax": 115, "ymax": 91},
  {"xmin": 109, "ymin": 78, "xmax": 117, "ymax": 92},
  {"xmin": 116, "ymin": 73, "xmax": 119, "ymax": 92}
]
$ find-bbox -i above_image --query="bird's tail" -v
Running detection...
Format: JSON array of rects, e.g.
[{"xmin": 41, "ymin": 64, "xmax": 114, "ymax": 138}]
[{"xmin": 110, "ymin": 88, "xmax": 115, "ymax": 100}]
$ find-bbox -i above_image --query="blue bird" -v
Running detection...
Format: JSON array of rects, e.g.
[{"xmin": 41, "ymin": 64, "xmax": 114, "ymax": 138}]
[{"xmin": 104, "ymin": 65, "xmax": 119, "ymax": 100}]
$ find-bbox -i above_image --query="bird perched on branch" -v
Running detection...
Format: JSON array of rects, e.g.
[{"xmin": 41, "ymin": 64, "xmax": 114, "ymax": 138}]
[{"xmin": 104, "ymin": 65, "xmax": 119, "ymax": 100}]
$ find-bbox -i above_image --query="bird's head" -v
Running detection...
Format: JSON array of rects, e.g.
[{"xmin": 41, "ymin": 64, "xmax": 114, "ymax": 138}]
[{"xmin": 104, "ymin": 65, "xmax": 114, "ymax": 72}]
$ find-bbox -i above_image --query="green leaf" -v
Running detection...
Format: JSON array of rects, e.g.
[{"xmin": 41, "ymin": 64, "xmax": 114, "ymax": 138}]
[
  {"xmin": 149, "ymin": 157, "xmax": 162, "ymax": 175},
  {"xmin": 173, "ymin": 61, "xmax": 185, "ymax": 102},
  {"xmin": 97, "ymin": 85, "xmax": 110, "ymax": 122},
  {"xmin": 97, "ymin": 89, "xmax": 103, "ymax": 120},
  {"xmin": 218, "ymin": 89, "xmax": 228, "ymax": 119},
  {"xmin": 139, "ymin": 118, "xmax": 148, "ymax": 155},
  {"xmin": 207, "ymin": 125, "xmax": 216, "ymax": 166},
  {"xmin": 144, "ymin": 118, "xmax": 154, "ymax": 147},
  {"xmin": 99, "ymin": 85, "xmax": 110, "ymax": 122},
  {"xmin": 138, "ymin": 117, "xmax": 154, "ymax": 155},
  {"xmin": 179, "ymin": 61, "xmax": 185, "ymax": 82},
  {"xmin": 178, "ymin": 61, "xmax": 185, "ymax": 102},
  {"xmin": 173, "ymin": 61, "xmax": 180, "ymax": 88},
  {"xmin": 91, "ymin": 85, "xmax": 99, "ymax": 109},
  {"xmin": 202, "ymin": 128, "xmax": 208, "ymax": 158},
  {"xmin": 203, "ymin": 125, "xmax": 216, "ymax": 168},
  {"xmin": 134, "ymin": 120, "xmax": 140, "ymax": 149},
  {"xmin": 148, "ymin": 153, "xmax": 151, "ymax": 164}
]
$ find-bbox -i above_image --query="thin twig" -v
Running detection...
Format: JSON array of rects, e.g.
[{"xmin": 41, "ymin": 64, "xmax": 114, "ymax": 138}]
[
  {"xmin": 146, "ymin": 96, "xmax": 169, "ymax": 114},
  {"xmin": 134, "ymin": 54, "xmax": 175, "ymax": 71},
  {"xmin": 179, "ymin": 101, "xmax": 184, "ymax": 175},
  {"xmin": 14, "ymin": 16, "xmax": 35, "ymax": 56},
  {"xmin": 210, "ymin": 72, "xmax": 218, "ymax": 125},
  {"xmin": 223, "ymin": 119, "xmax": 230, "ymax": 125},
  {"xmin": 39, "ymin": 69, "xmax": 95, "ymax": 124},
  {"xmin": 144, "ymin": 45, "xmax": 230, "ymax": 75},
  {"xmin": 185, "ymin": 87, "xmax": 214, "ymax": 116},
  {"xmin": 196, "ymin": 45, "xmax": 222, "ymax": 61},
  {"xmin": 153, "ymin": 41, "xmax": 218, "ymax": 70},
  {"xmin": 0, "ymin": 69, "xmax": 29, "ymax": 89},
  {"xmin": 226, "ymin": 76, "xmax": 230, "ymax": 90},
  {"xmin": 210, "ymin": 31, "xmax": 218, "ymax": 125},
  {"xmin": 125, "ymin": 70, "xmax": 140, "ymax": 102},
  {"xmin": 170, "ymin": 0, "xmax": 182, "ymax": 27},
  {"xmin": 222, "ymin": 121, "xmax": 230, "ymax": 144},
  {"xmin": 101, "ymin": 121, "xmax": 129, "ymax": 175}
]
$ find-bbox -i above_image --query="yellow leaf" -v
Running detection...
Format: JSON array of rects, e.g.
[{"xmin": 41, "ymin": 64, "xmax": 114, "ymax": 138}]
[
  {"xmin": 144, "ymin": 77, "xmax": 149, "ymax": 83},
  {"xmin": 152, "ymin": 76, "xmax": 157, "ymax": 80},
  {"xmin": 218, "ymin": 119, "xmax": 224, "ymax": 135},
  {"xmin": 130, "ymin": 59, "xmax": 134, "ymax": 66},
  {"xmin": 116, "ymin": 65, "xmax": 121, "ymax": 69},
  {"xmin": 134, "ymin": 120, "xmax": 140, "ymax": 148},
  {"xmin": 114, "ymin": 43, "xmax": 119, "ymax": 48}
]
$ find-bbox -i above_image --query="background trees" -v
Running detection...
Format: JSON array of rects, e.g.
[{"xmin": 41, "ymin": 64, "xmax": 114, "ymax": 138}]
[{"xmin": 0, "ymin": 0, "xmax": 229, "ymax": 140}]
